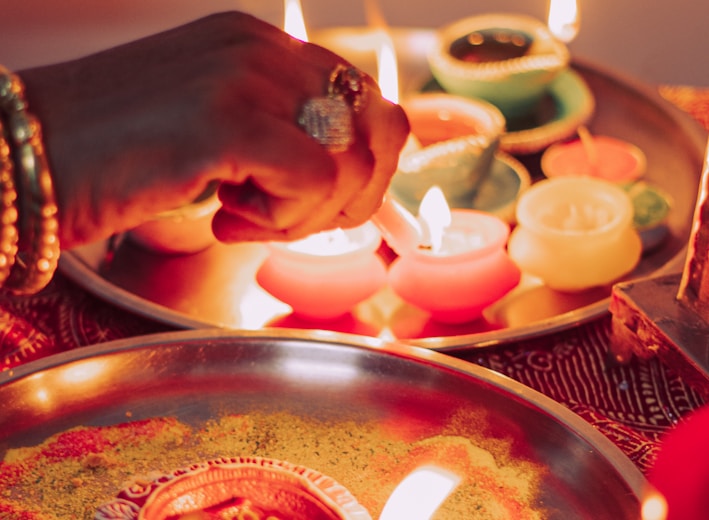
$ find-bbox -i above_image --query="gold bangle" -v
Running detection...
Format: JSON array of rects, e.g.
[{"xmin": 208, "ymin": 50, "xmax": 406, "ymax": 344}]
[
  {"xmin": 0, "ymin": 120, "xmax": 19, "ymax": 286},
  {"xmin": 0, "ymin": 66, "xmax": 60, "ymax": 295}
]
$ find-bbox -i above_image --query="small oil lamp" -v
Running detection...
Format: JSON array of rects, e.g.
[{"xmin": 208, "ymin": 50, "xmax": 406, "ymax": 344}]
[
  {"xmin": 428, "ymin": 13, "xmax": 570, "ymax": 118},
  {"xmin": 508, "ymin": 176, "xmax": 642, "ymax": 291},
  {"xmin": 94, "ymin": 457, "xmax": 371, "ymax": 520},
  {"xmin": 255, "ymin": 223, "xmax": 387, "ymax": 321},
  {"xmin": 387, "ymin": 187, "xmax": 521, "ymax": 324}
]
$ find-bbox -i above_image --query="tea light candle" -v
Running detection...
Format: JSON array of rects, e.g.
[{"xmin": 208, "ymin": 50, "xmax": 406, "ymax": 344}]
[
  {"xmin": 256, "ymin": 222, "xmax": 386, "ymax": 321},
  {"xmin": 541, "ymin": 133, "xmax": 647, "ymax": 183},
  {"xmin": 508, "ymin": 177, "xmax": 642, "ymax": 292},
  {"xmin": 388, "ymin": 188, "xmax": 521, "ymax": 324}
]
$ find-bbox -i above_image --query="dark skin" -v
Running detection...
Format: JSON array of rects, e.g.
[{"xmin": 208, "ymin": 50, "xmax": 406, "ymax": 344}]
[{"xmin": 16, "ymin": 11, "xmax": 410, "ymax": 249}]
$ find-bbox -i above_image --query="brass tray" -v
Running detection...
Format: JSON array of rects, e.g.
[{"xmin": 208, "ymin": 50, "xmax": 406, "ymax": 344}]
[
  {"xmin": 58, "ymin": 28, "xmax": 707, "ymax": 350},
  {"xmin": 0, "ymin": 329, "xmax": 647, "ymax": 519}
]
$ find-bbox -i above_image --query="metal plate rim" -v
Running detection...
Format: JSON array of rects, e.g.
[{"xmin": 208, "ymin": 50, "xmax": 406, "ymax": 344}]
[{"xmin": 0, "ymin": 327, "xmax": 648, "ymax": 502}]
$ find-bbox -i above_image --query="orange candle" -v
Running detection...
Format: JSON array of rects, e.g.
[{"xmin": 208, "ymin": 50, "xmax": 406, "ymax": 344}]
[{"xmin": 541, "ymin": 135, "xmax": 647, "ymax": 183}]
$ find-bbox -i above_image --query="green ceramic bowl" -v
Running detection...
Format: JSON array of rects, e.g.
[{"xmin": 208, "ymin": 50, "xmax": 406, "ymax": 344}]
[{"xmin": 428, "ymin": 13, "xmax": 570, "ymax": 119}]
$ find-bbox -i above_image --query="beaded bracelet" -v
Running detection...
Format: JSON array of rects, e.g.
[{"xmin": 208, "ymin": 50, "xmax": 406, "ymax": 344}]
[
  {"xmin": 0, "ymin": 65, "xmax": 60, "ymax": 295},
  {"xmin": 0, "ymin": 120, "xmax": 19, "ymax": 286}
]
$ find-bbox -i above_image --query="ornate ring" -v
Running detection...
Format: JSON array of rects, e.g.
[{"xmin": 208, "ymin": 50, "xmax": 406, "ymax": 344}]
[
  {"xmin": 297, "ymin": 64, "xmax": 367, "ymax": 153},
  {"xmin": 328, "ymin": 64, "xmax": 368, "ymax": 113},
  {"xmin": 298, "ymin": 96, "xmax": 354, "ymax": 153}
]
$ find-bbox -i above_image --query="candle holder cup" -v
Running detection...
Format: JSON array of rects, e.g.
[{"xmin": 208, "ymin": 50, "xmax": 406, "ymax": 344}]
[
  {"xmin": 389, "ymin": 210, "xmax": 521, "ymax": 324},
  {"xmin": 256, "ymin": 222, "xmax": 387, "ymax": 321},
  {"xmin": 508, "ymin": 177, "xmax": 642, "ymax": 292}
]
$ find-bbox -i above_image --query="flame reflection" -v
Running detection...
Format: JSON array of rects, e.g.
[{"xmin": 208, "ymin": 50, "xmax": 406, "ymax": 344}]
[{"xmin": 380, "ymin": 465, "xmax": 461, "ymax": 520}]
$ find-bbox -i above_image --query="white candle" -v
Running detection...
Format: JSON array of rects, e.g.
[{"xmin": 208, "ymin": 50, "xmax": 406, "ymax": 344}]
[{"xmin": 508, "ymin": 177, "xmax": 642, "ymax": 292}]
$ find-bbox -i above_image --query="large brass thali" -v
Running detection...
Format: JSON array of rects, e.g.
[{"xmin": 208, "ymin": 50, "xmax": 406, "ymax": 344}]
[
  {"xmin": 58, "ymin": 28, "xmax": 707, "ymax": 350},
  {"xmin": 0, "ymin": 329, "xmax": 648, "ymax": 518}
]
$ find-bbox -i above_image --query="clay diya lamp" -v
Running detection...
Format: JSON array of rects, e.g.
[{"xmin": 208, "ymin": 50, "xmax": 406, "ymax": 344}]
[
  {"xmin": 256, "ymin": 222, "xmax": 387, "ymax": 321},
  {"xmin": 428, "ymin": 13, "xmax": 570, "ymax": 118},
  {"xmin": 390, "ymin": 98, "xmax": 531, "ymax": 224},
  {"xmin": 94, "ymin": 456, "xmax": 371, "ymax": 520}
]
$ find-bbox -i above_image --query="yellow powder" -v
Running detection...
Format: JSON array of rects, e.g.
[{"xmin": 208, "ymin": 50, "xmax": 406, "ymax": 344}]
[{"xmin": 0, "ymin": 410, "xmax": 547, "ymax": 519}]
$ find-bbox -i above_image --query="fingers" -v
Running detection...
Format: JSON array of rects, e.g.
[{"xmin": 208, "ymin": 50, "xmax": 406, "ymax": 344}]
[
  {"xmin": 168, "ymin": 13, "xmax": 407, "ymax": 241},
  {"xmin": 212, "ymin": 63, "xmax": 409, "ymax": 242}
]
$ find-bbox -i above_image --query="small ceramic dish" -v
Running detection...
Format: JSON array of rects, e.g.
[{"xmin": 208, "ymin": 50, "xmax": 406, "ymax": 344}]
[
  {"xmin": 428, "ymin": 13, "xmax": 570, "ymax": 119},
  {"xmin": 499, "ymin": 68, "xmax": 595, "ymax": 154},
  {"xmin": 127, "ymin": 181, "xmax": 220, "ymax": 255},
  {"xmin": 390, "ymin": 145, "xmax": 531, "ymax": 224},
  {"xmin": 622, "ymin": 181, "xmax": 674, "ymax": 252},
  {"xmin": 423, "ymin": 68, "xmax": 596, "ymax": 155},
  {"xmin": 402, "ymin": 92, "xmax": 506, "ymax": 147}
]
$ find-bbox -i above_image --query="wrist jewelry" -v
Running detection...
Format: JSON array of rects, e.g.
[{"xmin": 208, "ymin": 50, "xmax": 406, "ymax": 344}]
[
  {"xmin": 0, "ymin": 65, "xmax": 60, "ymax": 295},
  {"xmin": 0, "ymin": 121, "xmax": 19, "ymax": 286}
]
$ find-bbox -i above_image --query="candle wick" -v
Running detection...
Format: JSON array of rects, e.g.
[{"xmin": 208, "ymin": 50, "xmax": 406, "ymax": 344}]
[
  {"xmin": 577, "ymin": 126, "xmax": 598, "ymax": 168},
  {"xmin": 418, "ymin": 216, "xmax": 434, "ymax": 251}
]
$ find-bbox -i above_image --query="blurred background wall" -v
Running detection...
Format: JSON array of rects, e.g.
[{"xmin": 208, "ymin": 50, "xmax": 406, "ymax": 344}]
[{"xmin": 0, "ymin": 0, "xmax": 707, "ymax": 86}]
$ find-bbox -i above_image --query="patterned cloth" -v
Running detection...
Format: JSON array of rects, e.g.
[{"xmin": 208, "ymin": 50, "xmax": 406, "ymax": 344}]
[{"xmin": 1, "ymin": 86, "xmax": 709, "ymax": 476}]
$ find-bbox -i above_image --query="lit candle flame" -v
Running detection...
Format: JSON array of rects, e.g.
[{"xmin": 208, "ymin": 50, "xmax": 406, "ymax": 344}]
[
  {"xmin": 379, "ymin": 466, "xmax": 461, "ymax": 520},
  {"xmin": 376, "ymin": 31, "xmax": 399, "ymax": 104},
  {"xmin": 283, "ymin": 0, "xmax": 308, "ymax": 41},
  {"xmin": 548, "ymin": 0, "xmax": 580, "ymax": 43},
  {"xmin": 365, "ymin": 0, "xmax": 399, "ymax": 104},
  {"xmin": 418, "ymin": 186, "xmax": 452, "ymax": 252},
  {"xmin": 641, "ymin": 491, "xmax": 668, "ymax": 520}
]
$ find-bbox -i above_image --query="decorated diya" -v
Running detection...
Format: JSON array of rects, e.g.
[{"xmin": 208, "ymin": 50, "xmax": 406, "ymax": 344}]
[
  {"xmin": 94, "ymin": 456, "xmax": 371, "ymax": 520},
  {"xmin": 428, "ymin": 13, "xmax": 570, "ymax": 118}
]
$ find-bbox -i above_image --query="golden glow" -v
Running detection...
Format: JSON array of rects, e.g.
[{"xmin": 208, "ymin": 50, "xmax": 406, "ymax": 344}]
[
  {"xmin": 279, "ymin": 357, "xmax": 360, "ymax": 384},
  {"xmin": 283, "ymin": 0, "xmax": 308, "ymax": 42},
  {"xmin": 418, "ymin": 186, "xmax": 452, "ymax": 252},
  {"xmin": 34, "ymin": 388, "xmax": 49, "ymax": 404},
  {"xmin": 60, "ymin": 360, "xmax": 108, "ymax": 385},
  {"xmin": 548, "ymin": 0, "xmax": 580, "ymax": 43},
  {"xmin": 380, "ymin": 466, "xmax": 461, "ymax": 520},
  {"xmin": 641, "ymin": 492, "xmax": 668, "ymax": 520}
]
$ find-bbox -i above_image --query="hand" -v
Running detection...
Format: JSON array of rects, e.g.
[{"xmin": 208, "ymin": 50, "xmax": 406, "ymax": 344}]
[{"xmin": 18, "ymin": 11, "xmax": 410, "ymax": 249}]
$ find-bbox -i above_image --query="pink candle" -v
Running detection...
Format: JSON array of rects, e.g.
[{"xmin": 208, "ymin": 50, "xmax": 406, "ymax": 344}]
[
  {"xmin": 541, "ymin": 134, "xmax": 647, "ymax": 183},
  {"xmin": 256, "ymin": 222, "xmax": 386, "ymax": 321},
  {"xmin": 388, "ymin": 209, "xmax": 521, "ymax": 324}
]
